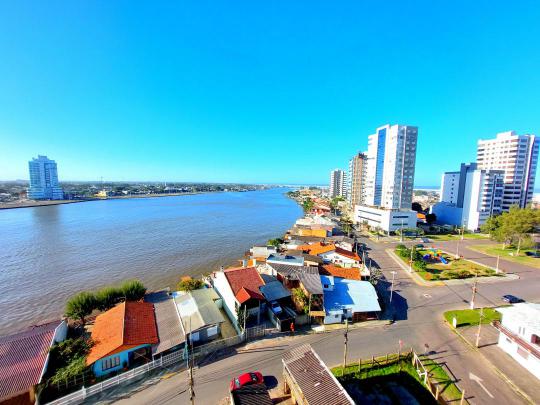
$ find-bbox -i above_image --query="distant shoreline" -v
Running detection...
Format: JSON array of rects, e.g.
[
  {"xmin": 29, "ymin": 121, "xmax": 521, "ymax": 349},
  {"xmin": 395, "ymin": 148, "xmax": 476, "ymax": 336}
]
[{"xmin": 0, "ymin": 191, "xmax": 216, "ymax": 210}]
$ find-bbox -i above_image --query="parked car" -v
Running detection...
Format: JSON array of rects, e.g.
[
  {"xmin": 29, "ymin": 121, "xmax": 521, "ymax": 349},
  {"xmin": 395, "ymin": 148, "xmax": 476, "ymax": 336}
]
[
  {"xmin": 230, "ymin": 372, "xmax": 264, "ymax": 391},
  {"xmin": 502, "ymin": 294, "xmax": 524, "ymax": 304},
  {"xmin": 415, "ymin": 244, "xmax": 424, "ymax": 248},
  {"xmin": 270, "ymin": 301, "xmax": 282, "ymax": 315},
  {"xmin": 421, "ymin": 237, "xmax": 430, "ymax": 243}
]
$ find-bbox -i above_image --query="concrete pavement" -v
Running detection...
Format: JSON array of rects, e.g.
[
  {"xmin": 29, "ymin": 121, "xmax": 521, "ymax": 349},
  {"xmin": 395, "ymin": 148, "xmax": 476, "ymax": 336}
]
[{"xmin": 100, "ymin": 237, "xmax": 540, "ymax": 405}]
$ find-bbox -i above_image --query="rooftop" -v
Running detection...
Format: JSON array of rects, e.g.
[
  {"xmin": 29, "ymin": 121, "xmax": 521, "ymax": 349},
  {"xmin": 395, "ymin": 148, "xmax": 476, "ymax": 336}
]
[
  {"xmin": 0, "ymin": 321, "xmax": 62, "ymax": 401},
  {"xmin": 282, "ymin": 344, "xmax": 354, "ymax": 405},
  {"xmin": 267, "ymin": 254, "xmax": 305, "ymax": 266},
  {"xmin": 174, "ymin": 289, "xmax": 224, "ymax": 333},
  {"xmin": 145, "ymin": 291, "xmax": 185, "ymax": 355},
  {"xmin": 259, "ymin": 279, "xmax": 292, "ymax": 302},
  {"xmin": 320, "ymin": 264, "xmax": 361, "ymax": 281},
  {"xmin": 297, "ymin": 242, "xmax": 336, "ymax": 256},
  {"xmin": 497, "ymin": 303, "xmax": 540, "ymax": 332},
  {"xmin": 87, "ymin": 301, "xmax": 159, "ymax": 365},
  {"xmin": 267, "ymin": 263, "xmax": 323, "ymax": 295},
  {"xmin": 224, "ymin": 266, "xmax": 266, "ymax": 303},
  {"xmin": 321, "ymin": 276, "xmax": 381, "ymax": 314},
  {"xmin": 333, "ymin": 247, "xmax": 360, "ymax": 261}
]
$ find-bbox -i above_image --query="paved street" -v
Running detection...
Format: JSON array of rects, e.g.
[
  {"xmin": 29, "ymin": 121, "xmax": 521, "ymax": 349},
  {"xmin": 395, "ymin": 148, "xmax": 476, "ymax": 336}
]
[{"xmin": 101, "ymin": 237, "xmax": 540, "ymax": 405}]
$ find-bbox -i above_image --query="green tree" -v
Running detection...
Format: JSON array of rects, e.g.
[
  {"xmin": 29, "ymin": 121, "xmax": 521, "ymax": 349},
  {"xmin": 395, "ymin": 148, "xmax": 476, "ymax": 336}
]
[
  {"xmin": 236, "ymin": 305, "xmax": 247, "ymax": 331},
  {"xmin": 95, "ymin": 287, "xmax": 123, "ymax": 311},
  {"xmin": 425, "ymin": 213, "xmax": 437, "ymax": 224},
  {"xmin": 65, "ymin": 292, "xmax": 97, "ymax": 325},
  {"xmin": 340, "ymin": 217, "xmax": 353, "ymax": 237},
  {"xmin": 268, "ymin": 238, "xmax": 284, "ymax": 248},
  {"xmin": 302, "ymin": 198, "xmax": 314, "ymax": 213},
  {"xmin": 120, "ymin": 279, "xmax": 146, "ymax": 301},
  {"xmin": 177, "ymin": 278, "xmax": 204, "ymax": 292},
  {"xmin": 292, "ymin": 287, "xmax": 310, "ymax": 314},
  {"xmin": 411, "ymin": 202, "xmax": 423, "ymax": 213}
]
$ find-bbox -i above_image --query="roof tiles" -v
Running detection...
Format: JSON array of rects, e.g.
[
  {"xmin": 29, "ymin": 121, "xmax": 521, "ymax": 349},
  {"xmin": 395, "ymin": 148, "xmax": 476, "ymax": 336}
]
[{"xmin": 224, "ymin": 267, "xmax": 265, "ymax": 302}]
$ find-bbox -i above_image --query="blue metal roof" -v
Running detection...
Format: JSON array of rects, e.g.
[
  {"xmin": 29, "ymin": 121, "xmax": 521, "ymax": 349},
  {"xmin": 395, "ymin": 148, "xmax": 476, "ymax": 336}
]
[{"xmin": 320, "ymin": 276, "xmax": 381, "ymax": 314}]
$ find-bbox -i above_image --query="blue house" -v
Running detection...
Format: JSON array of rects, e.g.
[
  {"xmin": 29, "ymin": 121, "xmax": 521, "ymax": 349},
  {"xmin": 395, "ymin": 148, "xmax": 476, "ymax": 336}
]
[{"xmin": 86, "ymin": 301, "xmax": 159, "ymax": 377}]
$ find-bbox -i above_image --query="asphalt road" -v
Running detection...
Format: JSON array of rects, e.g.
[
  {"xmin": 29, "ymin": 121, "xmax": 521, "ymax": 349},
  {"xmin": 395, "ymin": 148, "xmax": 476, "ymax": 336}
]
[{"xmin": 104, "ymin": 237, "xmax": 540, "ymax": 405}]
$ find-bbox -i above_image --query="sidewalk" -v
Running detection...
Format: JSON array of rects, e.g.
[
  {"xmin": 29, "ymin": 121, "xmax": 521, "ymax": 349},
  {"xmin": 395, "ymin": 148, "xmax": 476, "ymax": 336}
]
[{"xmin": 453, "ymin": 324, "xmax": 540, "ymax": 404}]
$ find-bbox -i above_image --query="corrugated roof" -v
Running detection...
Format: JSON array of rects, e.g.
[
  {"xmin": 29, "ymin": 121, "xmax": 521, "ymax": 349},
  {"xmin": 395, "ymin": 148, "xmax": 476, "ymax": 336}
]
[
  {"xmin": 260, "ymin": 280, "xmax": 291, "ymax": 302},
  {"xmin": 231, "ymin": 383, "xmax": 273, "ymax": 405},
  {"xmin": 87, "ymin": 301, "xmax": 159, "ymax": 365},
  {"xmin": 175, "ymin": 289, "xmax": 224, "ymax": 333},
  {"xmin": 283, "ymin": 344, "xmax": 354, "ymax": 405},
  {"xmin": 267, "ymin": 264, "xmax": 323, "ymax": 295},
  {"xmin": 0, "ymin": 320, "xmax": 61, "ymax": 401},
  {"xmin": 145, "ymin": 291, "xmax": 185, "ymax": 355},
  {"xmin": 321, "ymin": 276, "xmax": 381, "ymax": 314}
]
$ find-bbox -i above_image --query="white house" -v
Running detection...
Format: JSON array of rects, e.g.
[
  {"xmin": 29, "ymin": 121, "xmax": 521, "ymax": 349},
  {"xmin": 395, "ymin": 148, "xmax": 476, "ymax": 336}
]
[
  {"xmin": 354, "ymin": 205, "xmax": 417, "ymax": 233},
  {"xmin": 319, "ymin": 247, "xmax": 361, "ymax": 268},
  {"xmin": 250, "ymin": 246, "xmax": 277, "ymax": 258},
  {"xmin": 496, "ymin": 303, "xmax": 540, "ymax": 380}
]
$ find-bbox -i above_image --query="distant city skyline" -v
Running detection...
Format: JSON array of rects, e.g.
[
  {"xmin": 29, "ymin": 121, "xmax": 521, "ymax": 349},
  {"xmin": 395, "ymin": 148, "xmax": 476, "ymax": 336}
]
[{"xmin": 1, "ymin": 2, "xmax": 540, "ymax": 185}]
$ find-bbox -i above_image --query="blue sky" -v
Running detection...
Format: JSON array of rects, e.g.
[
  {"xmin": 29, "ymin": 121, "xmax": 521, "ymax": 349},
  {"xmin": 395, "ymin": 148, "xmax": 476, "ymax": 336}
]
[{"xmin": 1, "ymin": 1, "xmax": 539, "ymax": 186}]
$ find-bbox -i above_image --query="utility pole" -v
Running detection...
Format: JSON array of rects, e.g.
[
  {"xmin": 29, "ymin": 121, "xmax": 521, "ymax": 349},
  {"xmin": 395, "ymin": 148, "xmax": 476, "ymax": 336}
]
[
  {"xmin": 389, "ymin": 271, "xmax": 397, "ymax": 303},
  {"xmin": 400, "ymin": 219, "xmax": 404, "ymax": 242},
  {"xmin": 470, "ymin": 271, "xmax": 478, "ymax": 309},
  {"xmin": 475, "ymin": 307, "xmax": 484, "ymax": 348},
  {"xmin": 342, "ymin": 319, "xmax": 349, "ymax": 370},
  {"xmin": 495, "ymin": 255, "xmax": 500, "ymax": 274}
]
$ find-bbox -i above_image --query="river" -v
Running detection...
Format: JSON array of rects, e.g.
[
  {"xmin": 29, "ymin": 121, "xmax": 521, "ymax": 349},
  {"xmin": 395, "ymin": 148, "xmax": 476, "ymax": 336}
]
[{"xmin": 0, "ymin": 188, "xmax": 302, "ymax": 335}]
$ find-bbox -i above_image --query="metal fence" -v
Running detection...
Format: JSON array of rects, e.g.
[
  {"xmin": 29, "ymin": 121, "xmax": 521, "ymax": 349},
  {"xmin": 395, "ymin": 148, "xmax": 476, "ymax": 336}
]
[{"xmin": 44, "ymin": 326, "xmax": 274, "ymax": 405}]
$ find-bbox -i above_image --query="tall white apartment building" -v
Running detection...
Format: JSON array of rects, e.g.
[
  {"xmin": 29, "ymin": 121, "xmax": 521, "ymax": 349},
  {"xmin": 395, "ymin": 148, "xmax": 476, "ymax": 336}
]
[
  {"xmin": 347, "ymin": 152, "xmax": 367, "ymax": 207},
  {"xmin": 363, "ymin": 124, "xmax": 418, "ymax": 209},
  {"xmin": 432, "ymin": 162, "xmax": 504, "ymax": 231},
  {"xmin": 28, "ymin": 155, "xmax": 64, "ymax": 200},
  {"xmin": 477, "ymin": 131, "xmax": 538, "ymax": 210},
  {"xmin": 329, "ymin": 169, "xmax": 346, "ymax": 198}
]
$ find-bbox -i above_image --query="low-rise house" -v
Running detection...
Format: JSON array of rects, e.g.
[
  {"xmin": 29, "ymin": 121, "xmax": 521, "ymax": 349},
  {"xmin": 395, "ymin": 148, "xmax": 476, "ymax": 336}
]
[
  {"xmin": 495, "ymin": 303, "xmax": 540, "ymax": 379},
  {"xmin": 174, "ymin": 288, "xmax": 225, "ymax": 344},
  {"xmin": 319, "ymin": 247, "xmax": 361, "ymax": 268},
  {"xmin": 249, "ymin": 245, "xmax": 277, "ymax": 259},
  {"xmin": 0, "ymin": 320, "xmax": 67, "ymax": 405},
  {"xmin": 145, "ymin": 291, "xmax": 185, "ymax": 357},
  {"xmin": 297, "ymin": 242, "xmax": 336, "ymax": 256},
  {"xmin": 321, "ymin": 275, "xmax": 380, "ymax": 324},
  {"xmin": 320, "ymin": 264, "xmax": 362, "ymax": 281},
  {"xmin": 284, "ymin": 239, "xmax": 305, "ymax": 250},
  {"xmin": 211, "ymin": 266, "xmax": 266, "ymax": 332},
  {"xmin": 267, "ymin": 254, "xmax": 304, "ymax": 267},
  {"xmin": 327, "ymin": 235, "xmax": 355, "ymax": 252},
  {"xmin": 291, "ymin": 226, "xmax": 329, "ymax": 238},
  {"xmin": 282, "ymin": 344, "xmax": 354, "ymax": 405},
  {"xmin": 86, "ymin": 301, "xmax": 159, "ymax": 377}
]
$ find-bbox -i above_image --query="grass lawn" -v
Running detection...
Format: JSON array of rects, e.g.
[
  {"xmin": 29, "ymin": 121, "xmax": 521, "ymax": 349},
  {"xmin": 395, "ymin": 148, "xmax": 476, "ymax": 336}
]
[
  {"xmin": 443, "ymin": 308, "xmax": 502, "ymax": 327},
  {"xmin": 396, "ymin": 248, "xmax": 498, "ymax": 281},
  {"xmin": 332, "ymin": 353, "xmax": 463, "ymax": 404},
  {"xmin": 468, "ymin": 244, "xmax": 540, "ymax": 269},
  {"xmin": 426, "ymin": 233, "xmax": 489, "ymax": 241}
]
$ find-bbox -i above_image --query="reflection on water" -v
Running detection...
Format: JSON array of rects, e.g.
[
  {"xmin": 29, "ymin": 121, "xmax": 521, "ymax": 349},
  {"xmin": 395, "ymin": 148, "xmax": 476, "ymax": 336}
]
[{"xmin": 0, "ymin": 189, "xmax": 301, "ymax": 334}]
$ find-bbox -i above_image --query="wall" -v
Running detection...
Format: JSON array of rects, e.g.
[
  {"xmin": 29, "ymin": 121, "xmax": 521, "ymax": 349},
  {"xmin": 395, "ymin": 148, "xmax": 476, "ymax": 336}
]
[
  {"xmin": 92, "ymin": 344, "xmax": 150, "ymax": 377},
  {"xmin": 212, "ymin": 272, "xmax": 241, "ymax": 334}
]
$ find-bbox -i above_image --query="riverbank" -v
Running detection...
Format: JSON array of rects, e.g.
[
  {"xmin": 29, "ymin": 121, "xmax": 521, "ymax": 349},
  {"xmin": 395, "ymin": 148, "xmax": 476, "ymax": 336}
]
[{"xmin": 0, "ymin": 200, "xmax": 84, "ymax": 210}]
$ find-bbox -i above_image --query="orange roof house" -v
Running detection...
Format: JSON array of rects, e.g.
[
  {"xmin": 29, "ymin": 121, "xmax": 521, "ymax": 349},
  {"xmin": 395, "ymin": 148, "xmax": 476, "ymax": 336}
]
[
  {"xmin": 224, "ymin": 266, "xmax": 266, "ymax": 304},
  {"xmin": 334, "ymin": 247, "xmax": 361, "ymax": 262},
  {"xmin": 87, "ymin": 301, "xmax": 158, "ymax": 375},
  {"xmin": 320, "ymin": 264, "xmax": 361, "ymax": 281},
  {"xmin": 297, "ymin": 242, "xmax": 336, "ymax": 256}
]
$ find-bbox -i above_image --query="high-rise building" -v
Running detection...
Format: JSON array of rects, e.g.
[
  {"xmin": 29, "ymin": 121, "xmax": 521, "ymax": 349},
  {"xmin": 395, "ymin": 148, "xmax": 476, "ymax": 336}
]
[
  {"xmin": 347, "ymin": 152, "xmax": 367, "ymax": 207},
  {"xmin": 363, "ymin": 124, "xmax": 418, "ymax": 209},
  {"xmin": 433, "ymin": 162, "xmax": 505, "ymax": 231},
  {"xmin": 477, "ymin": 131, "xmax": 538, "ymax": 210},
  {"xmin": 329, "ymin": 169, "xmax": 346, "ymax": 198},
  {"xmin": 27, "ymin": 155, "xmax": 64, "ymax": 200}
]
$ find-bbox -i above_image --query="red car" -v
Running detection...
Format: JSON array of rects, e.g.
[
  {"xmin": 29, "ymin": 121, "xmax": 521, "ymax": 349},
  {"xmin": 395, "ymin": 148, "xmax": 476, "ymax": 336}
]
[{"xmin": 229, "ymin": 371, "xmax": 264, "ymax": 391}]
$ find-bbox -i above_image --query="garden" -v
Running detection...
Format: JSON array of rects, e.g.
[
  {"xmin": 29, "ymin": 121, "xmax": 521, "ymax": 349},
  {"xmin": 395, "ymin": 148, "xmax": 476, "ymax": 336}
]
[
  {"xmin": 443, "ymin": 308, "xmax": 502, "ymax": 327},
  {"xmin": 395, "ymin": 245, "xmax": 499, "ymax": 281}
]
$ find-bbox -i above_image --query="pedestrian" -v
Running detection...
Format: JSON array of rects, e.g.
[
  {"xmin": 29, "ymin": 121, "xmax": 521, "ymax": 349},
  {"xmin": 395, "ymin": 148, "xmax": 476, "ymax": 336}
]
[{"xmin": 290, "ymin": 322, "xmax": 295, "ymax": 336}]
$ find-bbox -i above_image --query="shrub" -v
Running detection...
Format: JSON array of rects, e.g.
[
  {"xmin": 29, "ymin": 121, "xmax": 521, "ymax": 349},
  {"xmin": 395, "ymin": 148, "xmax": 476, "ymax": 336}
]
[
  {"xmin": 442, "ymin": 271, "xmax": 459, "ymax": 280},
  {"xmin": 120, "ymin": 279, "xmax": 146, "ymax": 301},
  {"xmin": 396, "ymin": 244, "xmax": 407, "ymax": 251},
  {"xmin": 457, "ymin": 270, "xmax": 471, "ymax": 279},
  {"xmin": 65, "ymin": 292, "xmax": 97, "ymax": 325},
  {"xmin": 177, "ymin": 278, "xmax": 204, "ymax": 292},
  {"xmin": 95, "ymin": 287, "xmax": 123, "ymax": 311},
  {"xmin": 48, "ymin": 337, "xmax": 94, "ymax": 384},
  {"xmin": 412, "ymin": 260, "xmax": 427, "ymax": 272}
]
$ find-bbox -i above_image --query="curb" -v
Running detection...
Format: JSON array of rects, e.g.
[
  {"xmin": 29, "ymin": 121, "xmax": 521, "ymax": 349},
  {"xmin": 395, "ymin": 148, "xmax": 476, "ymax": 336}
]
[{"xmin": 447, "ymin": 322, "xmax": 534, "ymax": 404}]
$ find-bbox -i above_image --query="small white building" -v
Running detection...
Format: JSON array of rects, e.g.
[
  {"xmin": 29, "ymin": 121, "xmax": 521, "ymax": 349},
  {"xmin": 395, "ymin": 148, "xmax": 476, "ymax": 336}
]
[
  {"xmin": 496, "ymin": 303, "xmax": 540, "ymax": 380},
  {"xmin": 319, "ymin": 247, "xmax": 360, "ymax": 268},
  {"xmin": 354, "ymin": 205, "xmax": 417, "ymax": 233},
  {"xmin": 250, "ymin": 246, "xmax": 277, "ymax": 258}
]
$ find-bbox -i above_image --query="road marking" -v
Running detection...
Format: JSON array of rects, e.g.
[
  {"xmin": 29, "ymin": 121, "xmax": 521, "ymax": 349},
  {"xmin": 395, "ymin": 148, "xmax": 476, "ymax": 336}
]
[
  {"xmin": 469, "ymin": 372, "xmax": 494, "ymax": 398},
  {"xmin": 423, "ymin": 294, "xmax": 432, "ymax": 298}
]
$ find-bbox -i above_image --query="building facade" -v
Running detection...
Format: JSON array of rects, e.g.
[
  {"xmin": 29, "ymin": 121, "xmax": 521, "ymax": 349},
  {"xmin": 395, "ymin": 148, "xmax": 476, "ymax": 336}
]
[
  {"xmin": 433, "ymin": 162, "xmax": 505, "ymax": 231},
  {"xmin": 347, "ymin": 152, "xmax": 367, "ymax": 207},
  {"xmin": 329, "ymin": 169, "xmax": 346, "ymax": 198},
  {"xmin": 27, "ymin": 155, "xmax": 64, "ymax": 200},
  {"xmin": 363, "ymin": 124, "xmax": 418, "ymax": 209},
  {"xmin": 354, "ymin": 205, "xmax": 417, "ymax": 233},
  {"xmin": 477, "ymin": 131, "xmax": 539, "ymax": 209}
]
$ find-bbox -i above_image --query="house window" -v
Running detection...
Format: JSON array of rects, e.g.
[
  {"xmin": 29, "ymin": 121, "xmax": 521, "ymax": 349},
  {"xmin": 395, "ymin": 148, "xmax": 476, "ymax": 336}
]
[
  {"xmin": 532, "ymin": 334, "xmax": 540, "ymax": 345},
  {"xmin": 517, "ymin": 347, "xmax": 529, "ymax": 360},
  {"xmin": 102, "ymin": 355, "xmax": 121, "ymax": 371},
  {"xmin": 324, "ymin": 284, "xmax": 329, "ymax": 289}
]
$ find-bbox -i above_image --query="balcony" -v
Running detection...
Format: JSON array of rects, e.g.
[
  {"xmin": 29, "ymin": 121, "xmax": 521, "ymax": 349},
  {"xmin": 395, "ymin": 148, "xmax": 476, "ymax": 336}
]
[{"xmin": 493, "ymin": 321, "xmax": 540, "ymax": 360}]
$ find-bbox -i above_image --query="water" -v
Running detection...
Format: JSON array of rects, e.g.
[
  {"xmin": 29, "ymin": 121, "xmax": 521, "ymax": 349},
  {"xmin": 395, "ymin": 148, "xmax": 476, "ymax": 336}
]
[{"xmin": 0, "ymin": 188, "xmax": 302, "ymax": 335}]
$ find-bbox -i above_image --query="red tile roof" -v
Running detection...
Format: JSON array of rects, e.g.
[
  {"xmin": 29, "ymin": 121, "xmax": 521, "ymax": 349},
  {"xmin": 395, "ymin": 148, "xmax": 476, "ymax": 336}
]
[
  {"xmin": 87, "ymin": 301, "xmax": 159, "ymax": 366},
  {"xmin": 0, "ymin": 321, "xmax": 61, "ymax": 401},
  {"xmin": 224, "ymin": 267, "xmax": 265, "ymax": 302},
  {"xmin": 320, "ymin": 264, "xmax": 361, "ymax": 281},
  {"xmin": 334, "ymin": 247, "xmax": 360, "ymax": 261},
  {"xmin": 297, "ymin": 242, "xmax": 336, "ymax": 256}
]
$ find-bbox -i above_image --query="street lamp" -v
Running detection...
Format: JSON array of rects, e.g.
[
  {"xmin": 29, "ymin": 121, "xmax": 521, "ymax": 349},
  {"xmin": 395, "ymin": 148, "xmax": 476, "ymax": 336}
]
[{"xmin": 389, "ymin": 271, "xmax": 397, "ymax": 303}]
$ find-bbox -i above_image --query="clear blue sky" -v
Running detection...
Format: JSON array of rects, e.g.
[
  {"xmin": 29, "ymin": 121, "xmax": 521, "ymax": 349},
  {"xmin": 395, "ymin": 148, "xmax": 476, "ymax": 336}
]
[{"xmin": 1, "ymin": 1, "xmax": 539, "ymax": 186}]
